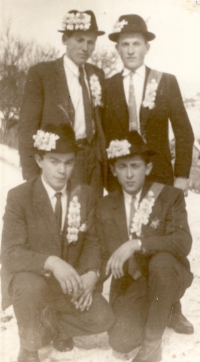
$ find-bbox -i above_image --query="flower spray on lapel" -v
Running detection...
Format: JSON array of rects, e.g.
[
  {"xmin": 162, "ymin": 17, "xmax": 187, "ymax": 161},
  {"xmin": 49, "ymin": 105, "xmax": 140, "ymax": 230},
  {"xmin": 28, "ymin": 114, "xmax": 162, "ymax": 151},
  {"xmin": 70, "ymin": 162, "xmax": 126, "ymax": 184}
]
[{"xmin": 67, "ymin": 196, "xmax": 87, "ymax": 243}]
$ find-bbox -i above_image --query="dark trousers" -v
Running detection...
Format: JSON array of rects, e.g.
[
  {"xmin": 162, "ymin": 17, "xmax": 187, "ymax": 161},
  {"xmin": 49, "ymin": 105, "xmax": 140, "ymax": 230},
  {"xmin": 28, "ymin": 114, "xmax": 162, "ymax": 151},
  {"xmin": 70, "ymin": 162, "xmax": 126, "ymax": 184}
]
[
  {"xmin": 109, "ymin": 252, "xmax": 193, "ymax": 353},
  {"xmin": 71, "ymin": 143, "xmax": 104, "ymax": 198},
  {"xmin": 10, "ymin": 272, "xmax": 114, "ymax": 352}
]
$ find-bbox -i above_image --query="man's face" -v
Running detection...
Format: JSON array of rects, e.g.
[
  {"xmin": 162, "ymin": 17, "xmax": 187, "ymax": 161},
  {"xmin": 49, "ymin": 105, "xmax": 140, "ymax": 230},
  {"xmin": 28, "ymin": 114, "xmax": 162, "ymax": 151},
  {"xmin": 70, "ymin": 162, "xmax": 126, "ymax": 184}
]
[
  {"xmin": 111, "ymin": 155, "xmax": 152, "ymax": 195},
  {"xmin": 116, "ymin": 33, "xmax": 150, "ymax": 71},
  {"xmin": 35, "ymin": 152, "xmax": 76, "ymax": 191},
  {"xmin": 63, "ymin": 31, "xmax": 97, "ymax": 66}
]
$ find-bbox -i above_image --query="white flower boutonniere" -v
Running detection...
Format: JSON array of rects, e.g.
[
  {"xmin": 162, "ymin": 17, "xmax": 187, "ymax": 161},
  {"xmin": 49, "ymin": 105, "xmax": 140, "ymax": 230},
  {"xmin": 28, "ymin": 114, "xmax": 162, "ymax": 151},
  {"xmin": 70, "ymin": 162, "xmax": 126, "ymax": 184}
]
[
  {"xmin": 113, "ymin": 19, "xmax": 128, "ymax": 33},
  {"xmin": 130, "ymin": 191, "xmax": 155, "ymax": 237},
  {"xmin": 142, "ymin": 79, "xmax": 158, "ymax": 110},
  {"xmin": 150, "ymin": 218, "xmax": 160, "ymax": 229},
  {"xmin": 89, "ymin": 74, "xmax": 103, "ymax": 107},
  {"xmin": 106, "ymin": 139, "xmax": 131, "ymax": 159},
  {"xmin": 67, "ymin": 196, "xmax": 87, "ymax": 243},
  {"xmin": 33, "ymin": 130, "xmax": 59, "ymax": 151}
]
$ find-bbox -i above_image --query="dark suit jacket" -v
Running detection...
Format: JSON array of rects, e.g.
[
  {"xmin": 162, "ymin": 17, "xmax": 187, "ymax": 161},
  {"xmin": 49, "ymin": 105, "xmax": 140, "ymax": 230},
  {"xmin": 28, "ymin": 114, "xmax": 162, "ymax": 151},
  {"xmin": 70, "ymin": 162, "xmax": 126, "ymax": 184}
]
[
  {"xmin": 96, "ymin": 182, "xmax": 193, "ymax": 303},
  {"xmin": 1, "ymin": 177, "xmax": 101, "ymax": 310},
  {"xmin": 103, "ymin": 68, "xmax": 194, "ymax": 186},
  {"xmin": 19, "ymin": 57, "xmax": 107, "ymax": 182}
]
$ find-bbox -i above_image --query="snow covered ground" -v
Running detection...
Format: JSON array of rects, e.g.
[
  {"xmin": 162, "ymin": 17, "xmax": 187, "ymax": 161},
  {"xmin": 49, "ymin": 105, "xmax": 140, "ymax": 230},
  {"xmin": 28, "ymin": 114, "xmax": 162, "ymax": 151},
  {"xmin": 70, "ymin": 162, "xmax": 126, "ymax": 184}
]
[{"xmin": 0, "ymin": 145, "xmax": 200, "ymax": 362}]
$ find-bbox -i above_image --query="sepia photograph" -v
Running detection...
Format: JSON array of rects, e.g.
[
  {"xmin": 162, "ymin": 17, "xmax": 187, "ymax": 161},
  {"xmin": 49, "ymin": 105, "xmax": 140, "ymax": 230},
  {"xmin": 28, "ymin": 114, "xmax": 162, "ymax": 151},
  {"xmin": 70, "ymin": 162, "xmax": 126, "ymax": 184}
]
[{"xmin": 0, "ymin": 0, "xmax": 200, "ymax": 361}]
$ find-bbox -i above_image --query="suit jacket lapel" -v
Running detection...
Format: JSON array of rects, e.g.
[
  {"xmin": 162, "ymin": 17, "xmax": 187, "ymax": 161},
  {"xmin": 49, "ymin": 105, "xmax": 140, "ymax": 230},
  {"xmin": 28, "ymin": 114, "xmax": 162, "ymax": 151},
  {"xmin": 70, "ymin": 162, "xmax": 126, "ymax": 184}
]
[
  {"xmin": 34, "ymin": 177, "xmax": 61, "ymax": 249},
  {"xmin": 114, "ymin": 72, "xmax": 129, "ymax": 132},
  {"xmin": 140, "ymin": 66, "xmax": 151, "ymax": 136},
  {"xmin": 54, "ymin": 57, "xmax": 75, "ymax": 126},
  {"xmin": 112, "ymin": 191, "xmax": 129, "ymax": 244}
]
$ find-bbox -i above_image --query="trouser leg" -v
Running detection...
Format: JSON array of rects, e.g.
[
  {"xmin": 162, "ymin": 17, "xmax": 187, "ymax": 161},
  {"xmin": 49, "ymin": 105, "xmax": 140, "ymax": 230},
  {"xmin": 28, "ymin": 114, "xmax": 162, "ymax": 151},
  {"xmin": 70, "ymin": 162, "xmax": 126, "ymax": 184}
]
[
  {"xmin": 108, "ymin": 276, "xmax": 148, "ymax": 353},
  {"xmin": 145, "ymin": 252, "xmax": 192, "ymax": 341},
  {"xmin": 10, "ymin": 272, "xmax": 51, "ymax": 351},
  {"xmin": 47, "ymin": 289, "xmax": 114, "ymax": 340}
]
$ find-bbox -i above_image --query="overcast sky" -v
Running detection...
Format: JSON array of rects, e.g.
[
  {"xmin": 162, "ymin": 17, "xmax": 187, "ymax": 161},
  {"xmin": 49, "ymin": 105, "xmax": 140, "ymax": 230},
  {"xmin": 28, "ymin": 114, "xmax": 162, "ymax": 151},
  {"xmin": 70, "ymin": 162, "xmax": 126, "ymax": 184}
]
[{"xmin": 1, "ymin": 0, "xmax": 200, "ymax": 96}]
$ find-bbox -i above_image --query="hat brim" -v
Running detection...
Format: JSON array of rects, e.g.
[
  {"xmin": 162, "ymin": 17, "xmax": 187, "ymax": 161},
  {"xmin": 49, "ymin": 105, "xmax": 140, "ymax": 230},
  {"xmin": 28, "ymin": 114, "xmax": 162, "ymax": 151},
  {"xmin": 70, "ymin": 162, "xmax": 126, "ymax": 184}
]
[
  {"xmin": 58, "ymin": 30, "xmax": 105, "ymax": 36},
  {"xmin": 109, "ymin": 30, "xmax": 155, "ymax": 42}
]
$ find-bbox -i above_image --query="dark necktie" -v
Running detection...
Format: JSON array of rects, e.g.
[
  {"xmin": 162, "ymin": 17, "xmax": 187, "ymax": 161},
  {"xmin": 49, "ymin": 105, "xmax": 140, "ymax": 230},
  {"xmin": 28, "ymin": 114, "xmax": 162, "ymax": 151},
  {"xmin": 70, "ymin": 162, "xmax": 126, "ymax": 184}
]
[
  {"xmin": 54, "ymin": 192, "xmax": 62, "ymax": 231},
  {"xmin": 128, "ymin": 72, "xmax": 138, "ymax": 132},
  {"xmin": 128, "ymin": 195, "xmax": 141, "ymax": 280},
  {"xmin": 79, "ymin": 66, "xmax": 93, "ymax": 143}
]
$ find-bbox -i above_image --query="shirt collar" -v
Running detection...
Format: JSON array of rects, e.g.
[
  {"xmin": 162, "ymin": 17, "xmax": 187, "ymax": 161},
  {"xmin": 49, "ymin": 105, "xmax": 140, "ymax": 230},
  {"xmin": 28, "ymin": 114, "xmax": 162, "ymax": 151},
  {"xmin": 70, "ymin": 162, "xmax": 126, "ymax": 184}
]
[
  {"xmin": 41, "ymin": 175, "xmax": 67, "ymax": 200},
  {"xmin": 123, "ymin": 189, "xmax": 142, "ymax": 204},
  {"xmin": 64, "ymin": 54, "xmax": 80, "ymax": 77},
  {"xmin": 122, "ymin": 64, "xmax": 146, "ymax": 78}
]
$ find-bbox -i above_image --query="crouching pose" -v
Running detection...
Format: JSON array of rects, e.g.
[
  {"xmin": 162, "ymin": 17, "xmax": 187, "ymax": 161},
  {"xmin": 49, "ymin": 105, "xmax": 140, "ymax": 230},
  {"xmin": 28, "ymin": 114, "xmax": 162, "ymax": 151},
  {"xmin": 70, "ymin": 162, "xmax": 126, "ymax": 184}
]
[
  {"xmin": 97, "ymin": 131, "xmax": 193, "ymax": 362},
  {"xmin": 1, "ymin": 123, "xmax": 113, "ymax": 362}
]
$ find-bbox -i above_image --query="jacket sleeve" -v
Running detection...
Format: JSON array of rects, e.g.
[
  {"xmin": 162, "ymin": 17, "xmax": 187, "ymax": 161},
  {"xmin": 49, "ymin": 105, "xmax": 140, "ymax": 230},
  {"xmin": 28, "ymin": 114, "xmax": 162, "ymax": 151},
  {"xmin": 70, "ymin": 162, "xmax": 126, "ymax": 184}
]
[
  {"xmin": 77, "ymin": 189, "xmax": 101, "ymax": 274},
  {"xmin": 167, "ymin": 75, "xmax": 194, "ymax": 178},
  {"xmin": 1, "ymin": 189, "xmax": 50, "ymax": 275},
  {"xmin": 141, "ymin": 190, "xmax": 192, "ymax": 258},
  {"xmin": 18, "ymin": 65, "xmax": 44, "ymax": 180}
]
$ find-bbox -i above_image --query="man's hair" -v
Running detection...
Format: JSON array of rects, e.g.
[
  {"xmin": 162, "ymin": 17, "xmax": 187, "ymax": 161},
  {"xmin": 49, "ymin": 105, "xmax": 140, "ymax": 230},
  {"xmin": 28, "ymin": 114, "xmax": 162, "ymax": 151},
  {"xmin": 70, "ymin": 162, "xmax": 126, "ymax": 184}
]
[{"xmin": 109, "ymin": 153, "xmax": 151, "ymax": 167}]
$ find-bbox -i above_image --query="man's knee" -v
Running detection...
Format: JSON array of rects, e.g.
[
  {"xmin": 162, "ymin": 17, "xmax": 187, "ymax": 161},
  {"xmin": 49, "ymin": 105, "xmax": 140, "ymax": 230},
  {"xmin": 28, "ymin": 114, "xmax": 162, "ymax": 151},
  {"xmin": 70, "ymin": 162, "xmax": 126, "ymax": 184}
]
[
  {"xmin": 149, "ymin": 252, "xmax": 178, "ymax": 280},
  {"xmin": 89, "ymin": 293, "xmax": 114, "ymax": 332},
  {"xmin": 11, "ymin": 272, "xmax": 48, "ymax": 301}
]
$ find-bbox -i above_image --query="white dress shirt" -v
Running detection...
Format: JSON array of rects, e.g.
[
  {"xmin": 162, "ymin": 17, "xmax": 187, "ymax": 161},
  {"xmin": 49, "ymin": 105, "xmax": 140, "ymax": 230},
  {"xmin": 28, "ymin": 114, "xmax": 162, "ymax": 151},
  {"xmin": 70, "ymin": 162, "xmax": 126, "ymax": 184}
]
[
  {"xmin": 122, "ymin": 65, "xmax": 146, "ymax": 134},
  {"xmin": 123, "ymin": 189, "xmax": 142, "ymax": 235},
  {"xmin": 63, "ymin": 55, "xmax": 87, "ymax": 140},
  {"xmin": 41, "ymin": 176, "xmax": 67, "ymax": 231}
]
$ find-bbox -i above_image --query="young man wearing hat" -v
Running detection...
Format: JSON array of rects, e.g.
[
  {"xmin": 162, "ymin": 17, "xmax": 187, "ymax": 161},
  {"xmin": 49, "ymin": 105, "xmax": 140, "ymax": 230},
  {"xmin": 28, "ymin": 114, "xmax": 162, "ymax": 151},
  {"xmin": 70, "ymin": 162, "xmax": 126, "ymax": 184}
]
[
  {"xmin": 103, "ymin": 14, "xmax": 194, "ymax": 197},
  {"xmin": 97, "ymin": 132, "xmax": 193, "ymax": 362},
  {"xmin": 1, "ymin": 124, "xmax": 113, "ymax": 362},
  {"xmin": 19, "ymin": 10, "xmax": 107, "ymax": 197},
  {"xmin": 103, "ymin": 14, "xmax": 194, "ymax": 335}
]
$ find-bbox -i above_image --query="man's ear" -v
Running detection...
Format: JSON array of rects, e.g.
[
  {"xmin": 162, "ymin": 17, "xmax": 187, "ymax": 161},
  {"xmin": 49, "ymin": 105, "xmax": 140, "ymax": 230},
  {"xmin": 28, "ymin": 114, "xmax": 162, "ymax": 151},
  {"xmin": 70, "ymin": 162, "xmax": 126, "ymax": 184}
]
[
  {"xmin": 110, "ymin": 164, "xmax": 117, "ymax": 177},
  {"xmin": 145, "ymin": 162, "xmax": 153, "ymax": 176},
  {"xmin": 146, "ymin": 42, "xmax": 150, "ymax": 54},
  {"xmin": 35, "ymin": 154, "xmax": 42, "ymax": 169}
]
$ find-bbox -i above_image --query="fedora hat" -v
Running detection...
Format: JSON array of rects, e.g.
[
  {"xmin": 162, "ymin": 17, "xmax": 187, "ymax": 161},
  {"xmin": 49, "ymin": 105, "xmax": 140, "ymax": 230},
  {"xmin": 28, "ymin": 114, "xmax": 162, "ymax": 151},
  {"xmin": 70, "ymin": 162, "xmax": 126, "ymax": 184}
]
[
  {"xmin": 109, "ymin": 14, "xmax": 155, "ymax": 42},
  {"xmin": 33, "ymin": 123, "xmax": 78, "ymax": 154},
  {"xmin": 107, "ymin": 131, "xmax": 156, "ymax": 161},
  {"xmin": 58, "ymin": 10, "xmax": 105, "ymax": 36}
]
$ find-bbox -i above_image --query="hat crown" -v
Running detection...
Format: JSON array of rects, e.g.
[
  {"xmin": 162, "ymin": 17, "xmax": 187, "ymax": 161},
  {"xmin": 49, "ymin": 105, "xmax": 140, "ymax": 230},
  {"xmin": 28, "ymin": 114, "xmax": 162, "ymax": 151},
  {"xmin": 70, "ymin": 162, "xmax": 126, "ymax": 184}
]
[
  {"xmin": 109, "ymin": 13, "xmax": 155, "ymax": 42},
  {"xmin": 59, "ymin": 9, "xmax": 105, "ymax": 36}
]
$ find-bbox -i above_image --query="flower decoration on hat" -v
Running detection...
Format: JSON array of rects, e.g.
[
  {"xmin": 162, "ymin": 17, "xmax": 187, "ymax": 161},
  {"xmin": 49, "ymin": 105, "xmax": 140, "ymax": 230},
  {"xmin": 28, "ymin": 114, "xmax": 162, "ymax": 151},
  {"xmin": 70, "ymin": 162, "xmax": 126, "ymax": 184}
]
[
  {"xmin": 62, "ymin": 12, "xmax": 91, "ymax": 31},
  {"xmin": 67, "ymin": 196, "xmax": 87, "ymax": 243},
  {"xmin": 142, "ymin": 79, "xmax": 158, "ymax": 110},
  {"xmin": 33, "ymin": 130, "xmax": 60, "ymax": 151},
  {"xmin": 107, "ymin": 139, "xmax": 131, "ymax": 159},
  {"xmin": 113, "ymin": 19, "xmax": 128, "ymax": 33},
  {"xmin": 90, "ymin": 74, "xmax": 103, "ymax": 107}
]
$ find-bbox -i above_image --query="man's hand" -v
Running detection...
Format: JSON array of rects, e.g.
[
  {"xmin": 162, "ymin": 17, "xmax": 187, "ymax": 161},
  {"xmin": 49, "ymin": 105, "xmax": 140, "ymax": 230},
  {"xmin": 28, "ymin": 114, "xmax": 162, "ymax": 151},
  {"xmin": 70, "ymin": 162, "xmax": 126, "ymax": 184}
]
[
  {"xmin": 106, "ymin": 240, "xmax": 141, "ymax": 279},
  {"xmin": 174, "ymin": 177, "xmax": 189, "ymax": 197},
  {"xmin": 44, "ymin": 256, "xmax": 82, "ymax": 297},
  {"xmin": 72, "ymin": 271, "xmax": 98, "ymax": 312}
]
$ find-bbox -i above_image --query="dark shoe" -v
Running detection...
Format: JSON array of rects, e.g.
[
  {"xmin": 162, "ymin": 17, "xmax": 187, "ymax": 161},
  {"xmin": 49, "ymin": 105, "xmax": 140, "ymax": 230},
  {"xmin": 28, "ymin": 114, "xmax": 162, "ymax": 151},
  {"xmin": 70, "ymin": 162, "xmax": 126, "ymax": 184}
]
[
  {"xmin": 53, "ymin": 337, "xmax": 74, "ymax": 352},
  {"xmin": 168, "ymin": 313, "xmax": 194, "ymax": 334},
  {"xmin": 132, "ymin": 341, "xmax": 162, "ymax": 362},
  {"xmin": 17, "ymin": 348, "xmax": 40, "ymax": 362}
]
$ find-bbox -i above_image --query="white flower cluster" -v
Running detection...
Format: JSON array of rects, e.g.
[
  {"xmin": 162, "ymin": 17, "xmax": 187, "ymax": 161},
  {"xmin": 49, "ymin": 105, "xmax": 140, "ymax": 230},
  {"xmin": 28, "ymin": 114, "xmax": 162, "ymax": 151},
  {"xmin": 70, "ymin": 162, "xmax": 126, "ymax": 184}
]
[
  {"xmin": 113, "ymin": 19, "xmax": 128, "ymax": 33},
  {"xmin": 33, "ymin": 130, "xmax": 60, "ymax": 151},
  {"xmin": 90, "ymin": 74, "xmax": 102, "ymax": 107},
  {"xmin": 62, "ymin": 12, "xmax": 91, "ymax": 31},
  {"xmin": 67, "ymin": 196, "xmax": 87, "ymax": 243},
  {"xmin": 130, "ymin": 191, "xmax": 155, "ymax": 237},
  {"xmin": 106, "ymin": 139, "xmax": 131, "ymax": 159},
  {"xmin": 142, "ymin": 79, "xmax": 158, "ymax": 110}
]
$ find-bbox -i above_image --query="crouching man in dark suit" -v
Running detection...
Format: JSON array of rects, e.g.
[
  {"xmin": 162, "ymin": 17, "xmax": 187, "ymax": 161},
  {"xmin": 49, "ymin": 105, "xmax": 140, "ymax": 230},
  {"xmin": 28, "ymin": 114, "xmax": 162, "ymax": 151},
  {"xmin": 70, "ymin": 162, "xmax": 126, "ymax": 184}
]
[
  {"xmin": 1, "ymin": 124, "xmax": 113, "ymax": 362},
  {"xmin": 97, "ymin": 131, "xmax": 193, "ymax": 362}
]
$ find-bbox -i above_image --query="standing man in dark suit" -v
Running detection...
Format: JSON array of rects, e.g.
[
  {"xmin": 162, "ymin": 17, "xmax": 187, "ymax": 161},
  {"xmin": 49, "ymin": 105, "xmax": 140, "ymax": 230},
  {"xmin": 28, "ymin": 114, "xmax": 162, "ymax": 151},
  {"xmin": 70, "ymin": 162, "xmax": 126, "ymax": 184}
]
[
  {"xmin": 97, "ymin": 132, "xmax": 193, "ymax": 362},
  {"xmin": 103, "ymin": 14, "xmax": 194, "ymax": 196},
  {"xmin": 1, "ymin": 124, "xmax": 113, "ymax": 362},
  {"xmin": 19, "ymin": 10, "xmax": 107, "ymax": 197}
]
